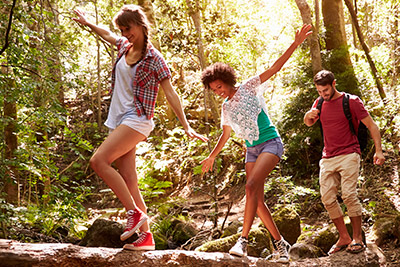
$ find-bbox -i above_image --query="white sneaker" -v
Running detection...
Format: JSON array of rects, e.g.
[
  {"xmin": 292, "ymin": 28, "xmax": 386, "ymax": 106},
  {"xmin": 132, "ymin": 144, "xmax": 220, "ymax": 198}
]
[
  {"xmin": 229, "ymin": 236, "xmax": 248, "ymax": 257},
  {"xmin": 272, "ymin": 237, "xmax": 291, "ymax": 263}
]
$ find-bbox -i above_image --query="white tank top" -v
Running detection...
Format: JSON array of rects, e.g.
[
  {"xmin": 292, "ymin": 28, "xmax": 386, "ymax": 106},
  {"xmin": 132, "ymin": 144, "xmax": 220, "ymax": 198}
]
[{"xmin": 105, "ymin": 55, "xmax": 139, "ymax": 129}]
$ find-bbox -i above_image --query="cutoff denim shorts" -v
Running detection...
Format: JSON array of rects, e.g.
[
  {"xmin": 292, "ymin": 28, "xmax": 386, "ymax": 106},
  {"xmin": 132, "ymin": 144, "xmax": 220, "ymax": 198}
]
[{"xmin": 245, "ymin": 137, "xmax": 284, "ymax": 163}]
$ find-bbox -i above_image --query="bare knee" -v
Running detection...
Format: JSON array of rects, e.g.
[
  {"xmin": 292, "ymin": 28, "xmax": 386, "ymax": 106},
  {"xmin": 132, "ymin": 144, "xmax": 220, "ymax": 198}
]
[
  {"xmin": 90, "ymin": 154, "xmax": 108, "ymax": 173},
  {"xmin": 245, "ymin": 179, "xmax": 262, "ymax": 198}
]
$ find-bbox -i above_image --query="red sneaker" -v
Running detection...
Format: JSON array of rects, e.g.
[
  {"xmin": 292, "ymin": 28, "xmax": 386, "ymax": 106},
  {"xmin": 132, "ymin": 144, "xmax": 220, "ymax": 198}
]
[
  {"xmin": 120, "ymin": 209, "xmax": 148, "ymax": 241},
  {"xmin": 123, "ymin": 231, "xmax": 155, "ymax": 251}
]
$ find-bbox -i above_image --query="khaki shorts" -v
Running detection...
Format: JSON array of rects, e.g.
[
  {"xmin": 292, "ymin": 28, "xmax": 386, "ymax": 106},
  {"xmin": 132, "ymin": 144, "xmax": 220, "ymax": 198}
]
[{"xmin": 319, "ymin": 152, "xmax": 361, "ymax": 219}]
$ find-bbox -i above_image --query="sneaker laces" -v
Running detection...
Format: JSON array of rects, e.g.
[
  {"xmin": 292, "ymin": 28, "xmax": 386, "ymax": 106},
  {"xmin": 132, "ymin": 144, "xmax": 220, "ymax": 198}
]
[
  {"xmin": 133, "ymin": 232, "xmax": 147, "ymax": 245},
  {"xmin": 126, "ymin": 210, "xmax": 136, "ymax": 229},
  {"xmin": 275, "ymin": 239, "xmax": 289, "ymax": 257}
]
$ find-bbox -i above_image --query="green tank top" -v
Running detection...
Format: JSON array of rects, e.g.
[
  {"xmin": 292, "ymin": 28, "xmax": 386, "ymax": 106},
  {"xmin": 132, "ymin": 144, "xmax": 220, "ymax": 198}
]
[{"xmin": 245, "ymin": 109, "xmax": 279, "ymax": 147}]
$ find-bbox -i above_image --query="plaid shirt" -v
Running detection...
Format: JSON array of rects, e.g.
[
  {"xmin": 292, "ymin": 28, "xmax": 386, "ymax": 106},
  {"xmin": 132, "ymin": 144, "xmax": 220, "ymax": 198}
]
[{"xmin": 110, "ymin": 37, "xmax": 171, "ymax": 119}]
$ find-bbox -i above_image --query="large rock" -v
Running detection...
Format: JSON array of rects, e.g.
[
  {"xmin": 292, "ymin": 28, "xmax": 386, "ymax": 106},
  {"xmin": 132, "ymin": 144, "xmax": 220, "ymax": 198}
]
[
  {"xmin": 170, "ymin": 219, "xmax": 198, "ymax": 248},
  {"xmin": 221, "ymin": 220, "xmax": 242, "ymax": 238},
  {"xmin": 272, "ymin": 206, "xmax": 301, "ymax": 245},
  {"xmin": 288, "ymin": 242, "xmax": 325, "ymax": 260},
  {"xmin": 297, "ymin": 221, "xmax": 366, "ymax": 254},
  {"xmin": 371, "ymin": 214, "xmax": 400, "ymax": 246},
  {"xmin": 79, "ymin": 218, "xmax": 137, "ymax": 248},
  {"xmin": 195, "ymin": 227, "xmax": 274, "ymax": 257},
  {"xmin": 0, "ymin": 239, "xmax": 386, "ymax": 266}
]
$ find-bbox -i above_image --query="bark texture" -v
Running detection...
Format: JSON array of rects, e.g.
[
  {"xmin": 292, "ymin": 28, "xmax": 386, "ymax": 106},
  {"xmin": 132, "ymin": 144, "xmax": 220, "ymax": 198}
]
[{"xmin": 0, "ymin": 239, "xmax": 386, "ymax": 267}]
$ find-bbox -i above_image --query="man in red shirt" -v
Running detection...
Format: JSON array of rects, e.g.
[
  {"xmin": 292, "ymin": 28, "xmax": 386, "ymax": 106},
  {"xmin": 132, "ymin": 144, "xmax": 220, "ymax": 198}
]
[{"xmin": 304, "ymin": 70, "xmax": 385, "ymax": 254}]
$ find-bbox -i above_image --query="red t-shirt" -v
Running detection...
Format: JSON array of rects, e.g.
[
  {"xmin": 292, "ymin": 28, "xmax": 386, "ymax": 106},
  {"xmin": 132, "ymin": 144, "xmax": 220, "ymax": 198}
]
[{"xmin": 312, "ymin": 93, "xmax": 369, "ymax": 158}]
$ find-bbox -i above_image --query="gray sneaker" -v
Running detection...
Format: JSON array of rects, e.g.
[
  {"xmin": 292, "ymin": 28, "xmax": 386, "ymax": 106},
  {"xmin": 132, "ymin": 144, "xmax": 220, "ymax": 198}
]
[
  {"xmin": 229, "ymin": 236, "xmax": 248, "ymax": 257},
  {"xmin": 273, "ymin": 237, "xmax": 291, "ymax": 263}
]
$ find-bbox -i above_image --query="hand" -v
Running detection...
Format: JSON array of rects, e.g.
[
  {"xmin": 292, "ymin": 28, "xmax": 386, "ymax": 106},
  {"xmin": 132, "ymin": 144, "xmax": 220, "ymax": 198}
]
[
  {"xmin": 306, "ymin": 108, "xmax": 320, "ymax": 121},
  {"xmin": 185, "ymin": 127, "xmax": 209, "ymax": 142},
  {"xmin": 201, "ymin": 157, "xmax": 215, "ymax": 173},
  {"xmin": 72, "ymin": 9, "xmax": 89, "ymax": 26},
  {"xmin": 294, "ymin": 24, "xmax": 313, "ymax": 46},
  {"xmin": 373, "ymin": 151, "xmax": 385, "ymax": 165}
]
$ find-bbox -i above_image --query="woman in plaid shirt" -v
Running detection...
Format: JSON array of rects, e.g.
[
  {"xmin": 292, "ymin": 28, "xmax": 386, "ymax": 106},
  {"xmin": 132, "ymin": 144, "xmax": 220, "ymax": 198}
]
[{"xmin": 73, "ymin": 5, "xmax": 207, "ymax": 250}]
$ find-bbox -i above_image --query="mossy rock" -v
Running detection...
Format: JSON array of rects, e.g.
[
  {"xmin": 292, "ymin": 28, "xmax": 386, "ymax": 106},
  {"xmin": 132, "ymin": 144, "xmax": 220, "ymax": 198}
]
[
  {"xmin": 79, "ymin": 218, "xmax": 137, "ymax": 248},
  {"xmin": 195, "ymin": 227, "xmax": 273, "ymax": 257},
  {"xmin": 288, "ymin": 242, "xmax": 325, "ymax": 260},
  {"xmin": 170, "ymin": 219, "xmax": 198, "ymax": 246},
  {"xmin": 313, "ymin": 224, "xmax": 338, "ymax": 254},
  {"xmin": 272, "ymin": 206, "xmax": 301, "ymax": 245},
  {"xmin": 297, "ymin": 220, "xmax": 366, "ymax": 254},
  {"xmin": 221, "ymin": 220, "xmax": 242, "ymax": 238},
  {"xmin": 372, "ymin": 214, "xmax": 400, "ymax": 246}
]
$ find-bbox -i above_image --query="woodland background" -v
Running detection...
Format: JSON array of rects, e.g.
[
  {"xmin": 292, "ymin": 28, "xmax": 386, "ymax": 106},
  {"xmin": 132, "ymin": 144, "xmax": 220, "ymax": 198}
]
[{"xmin": 0, "ymin": 0, "xmax": 399, "ymax": 261}]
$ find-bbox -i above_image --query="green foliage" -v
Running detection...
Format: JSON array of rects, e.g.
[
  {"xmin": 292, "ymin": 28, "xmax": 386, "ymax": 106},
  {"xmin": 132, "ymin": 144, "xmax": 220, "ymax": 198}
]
[
  {"xmin": 1, "ymin": 0, "xmax": 399, "ymax": 245},
  {"xmin": 276, "ymin": 58, "xmax": 322, "ymax": 179},
  {"xmin": 264, "ymin": 175, "xmax": 318, "ymax": 212},
  {"xmin": 1, "ymin": 185, "xmax": 90, "ymax": 241}
]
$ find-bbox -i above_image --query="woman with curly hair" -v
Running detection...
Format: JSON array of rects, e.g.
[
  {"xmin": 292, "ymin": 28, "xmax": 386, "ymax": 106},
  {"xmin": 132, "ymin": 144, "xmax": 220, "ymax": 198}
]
[{"xmin": 200, "ymin": 24, "xmax": 312, "ymax": 262}]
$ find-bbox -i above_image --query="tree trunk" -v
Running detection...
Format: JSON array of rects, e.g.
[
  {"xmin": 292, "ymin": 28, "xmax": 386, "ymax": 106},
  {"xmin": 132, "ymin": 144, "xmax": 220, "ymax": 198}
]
[
  {"xmin": 322, "ymin": 0, "xmax": 360, "ymax": 96},
  {"xmin": 390, "ymin": 3, "xmax": 400, "ymax": 92},
  {"xmin": 294, "ymin": 0, "xmax": 323, "ymax": 75},
  {"xmin": 314, "ymin": 0, "xmax": 320, "ymax": 33},
  {"xmin": 351, "ymin": 0, "xmax": 358, "ymax": 48},
  {"xmin": 2, "ymin": 66, "xmax": 19, "ymax": 205},
  {"xmin": 186, "ymin": 0, "xmax": 220, "ymax": 123},
  {"xmin": 95, "ymin": 1, "xmax": 102, "ymax": 130},
  {"xmin": 344, "ymin": 0, "xmax": 386, "ymax": 100}
]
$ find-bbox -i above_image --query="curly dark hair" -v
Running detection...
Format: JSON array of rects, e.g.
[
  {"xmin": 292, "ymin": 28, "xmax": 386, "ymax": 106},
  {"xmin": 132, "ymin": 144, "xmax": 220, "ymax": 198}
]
[{"xmin": 201, "ymin": 62, "xmax": 237, "ymax": 89}]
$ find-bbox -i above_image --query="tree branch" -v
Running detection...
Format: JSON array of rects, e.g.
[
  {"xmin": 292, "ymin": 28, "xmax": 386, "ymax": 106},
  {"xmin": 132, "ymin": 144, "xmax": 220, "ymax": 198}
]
[
  {"xmin": 344, "ymin": 0, "xmax": 386, "ymax": 101},
  {"xmin": 0, "ymin": 0, "xmax": 17, "ymax": 56}
]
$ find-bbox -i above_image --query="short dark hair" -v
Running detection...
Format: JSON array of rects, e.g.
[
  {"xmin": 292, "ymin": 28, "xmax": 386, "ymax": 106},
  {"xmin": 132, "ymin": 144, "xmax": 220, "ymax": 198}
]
[
  {"xmin": 313, "ymin": 70, "xmax": 335, "ymax": 86},
  {"xmin": 201, "ymin": 62, "xmax": 237, "ymax": 89}
]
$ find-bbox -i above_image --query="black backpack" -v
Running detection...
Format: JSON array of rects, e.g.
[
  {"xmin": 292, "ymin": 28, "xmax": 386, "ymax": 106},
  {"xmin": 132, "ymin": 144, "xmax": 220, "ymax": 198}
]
[{"xmin": 316, "ymin": 93, "xmax": 369, "ymax": 151}]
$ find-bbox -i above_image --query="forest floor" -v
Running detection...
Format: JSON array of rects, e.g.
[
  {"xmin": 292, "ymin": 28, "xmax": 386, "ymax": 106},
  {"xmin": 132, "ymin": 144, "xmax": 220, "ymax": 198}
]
[
  {"xmin": 165, "ymin": 151, "xmax": 400, "ymax": 266},
  {"xmin": 12, "ymin": 94, "xmax": 396, "ymax": 266}
]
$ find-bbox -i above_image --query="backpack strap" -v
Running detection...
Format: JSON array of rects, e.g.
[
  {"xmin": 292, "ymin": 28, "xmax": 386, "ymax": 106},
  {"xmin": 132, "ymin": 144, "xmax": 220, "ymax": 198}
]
[
  {"xmin": 316, "ymin": 96, "xmax": 324, "ymax": 139},
  {"xmin": 342, "ymin": 93, "xmax": 356, "ymax": 135}
]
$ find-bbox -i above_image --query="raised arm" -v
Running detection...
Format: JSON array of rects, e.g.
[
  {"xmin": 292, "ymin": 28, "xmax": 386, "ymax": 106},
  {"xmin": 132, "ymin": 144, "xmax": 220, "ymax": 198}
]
[
  {"xmin": 160, "ymin": 78, "xmax": 208, "ymax": 142},
  {"xmin": 259, "ymin": 24, "xmax": 312, "ymax": 83},
  {"xmin": 72, "ymin": 9, "xmax": 118, "ymax": 46},
  {"xmin": 201, "ymin": 125, "xmax": 232, "ymax": 173}
]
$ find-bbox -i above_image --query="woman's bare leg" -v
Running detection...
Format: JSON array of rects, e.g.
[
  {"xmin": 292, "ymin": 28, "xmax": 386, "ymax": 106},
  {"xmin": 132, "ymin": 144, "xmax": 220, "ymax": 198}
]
[
  {"xmin": 115, "ymin": 148, "xmax": 150, "ymax": 232},
  {"xmin": 89, "ymin": 125, "xmax": 146, "ymax": 211},
  {"xmin": 241, "ymin": 152, "xmax": 281, "ymax": 240}
]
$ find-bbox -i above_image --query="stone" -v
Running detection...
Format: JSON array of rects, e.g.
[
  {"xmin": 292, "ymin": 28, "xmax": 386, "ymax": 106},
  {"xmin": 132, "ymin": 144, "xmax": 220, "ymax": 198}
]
[
  {"xmin": 221, "ymin": 220, "xmax": 242, "ymax": 238},
  {"xmin": 0, "ymin": 239, "xmax": 386, "ymax": 266},
  {"xmin": 79, "ymin": 218, "xmax": 137, "ymax": 248},
  {"xmin": 170, "ymin": 219, "xmax": 198, "ymax": 246},
  {"xmin": 288, "ymin": 242, "xmax": 325, "ymax": 260},
  {"xmin": 272, "ymin": 206, "xmax": 301, "ymax": 245},
  {"xmin": 371, "ymin": 214, "xmax": 400, "ymax": 246},
  {"xmin": 195, "ymin": 227, "xmax": 273, "ymax": 258},
  {"xmin": 297, "ymin": 221, "xmax": 366, "ymax": 255}
]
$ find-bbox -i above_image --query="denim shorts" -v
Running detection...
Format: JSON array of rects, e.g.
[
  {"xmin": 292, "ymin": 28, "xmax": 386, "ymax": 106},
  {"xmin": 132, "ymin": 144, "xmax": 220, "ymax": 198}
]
[{"xmin": 245, "ymin": 137, "xmax": 284, "ymax": 163}]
